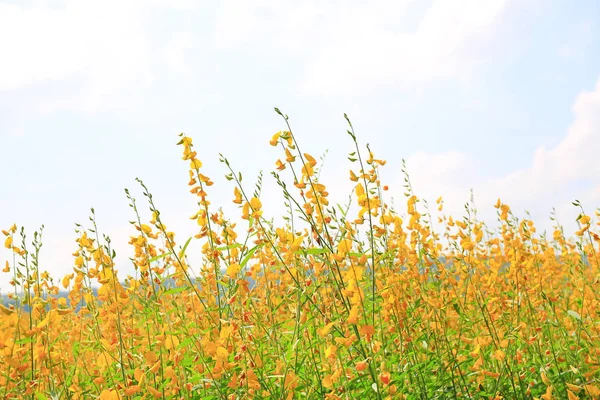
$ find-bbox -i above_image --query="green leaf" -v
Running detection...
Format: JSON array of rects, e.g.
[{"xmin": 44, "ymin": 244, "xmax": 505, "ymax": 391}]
[
  {"xmin": 240, "ymin": 244, "xmax": 261, "ymax": 268},
  {"xmin": 178, "ymin": 237, "xmax": 193, "ymax": 259},
  {"xmin": 297, "ymin": 247, "xmax": 330, "ymax": 255},
  {"xmin": 215, "ymin": 243, "xmax": 242, "ymax": 251},
  {"xmin": 567, "ymin": 310, "xmax": 581, "ymax": 321},
  {"xmin": 162, "ymin": 287, "xmax": 188, "ymax": 296},
  {"xmin": 16, "ymin": 337, "xmax": 35, "ymax": 345},
  {"xmin": 452, "ymin": 302, "xmax": 462, "ymax": 315},
  {"xmin": 35, "ymin": 392, "xmax": 49, "ymax": 400},
  {"xmin": 149, "ymin": 252, "xmax": 172, "ymax": 263}
]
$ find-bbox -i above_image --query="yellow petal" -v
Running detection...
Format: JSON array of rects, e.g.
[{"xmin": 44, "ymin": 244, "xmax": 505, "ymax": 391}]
[
  {"xmin": 98, "ymin": 390, "xmax": 119, "ymax": 400},
  {"xmin": 269, "ymin": 131, "xmax": 282, "ymax": 146},
  {"xmin": 216, "ymin": 346, "xmax": 229, "ymax": 361},
  {"xmin": 190, "ymin": 158, "xmax": 202, "ymax": 169},
  {"xmin": 62, "ymin": 274, "xmax": 73, "ymax": 289},
  {"xmin": 0, "ymin": 304, "xmax": 15, "ymax": 315},
  {"xmin": 226, "ymin": 263, "xmax": 241, "ymax": 279},
  {"xmin": 145, "ymin": 351, "xmax": 158, "ymax": 365},
  {"xmin": 541, "ymin": 372, "xmax": 551, "ymax": 386},
  {"xmin": 337, "ymin": 238, "xmax": 352, "ymax": 255},
  {"xmin": 250, "ymin": 197, "xmax": 262, "ymax": 211},
  {"xmin": 75, "ymin": 256, "xmax": 84, "ymax": 267},
  {"xmin": 317, "ymin": 322, "xmax": 335, "ymax": 337}
]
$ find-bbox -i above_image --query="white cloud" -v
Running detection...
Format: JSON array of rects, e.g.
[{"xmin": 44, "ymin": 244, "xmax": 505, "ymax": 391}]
[
  {"xmin": 213, "ymin": 0, "xmax": 329, "ymax": 51},
  {"xmin": 302, "ymin": 0, "xmax": 510, "ymax": 95},
  {"xmin": 0, "ymin": 0, "xmax": 155, "ymax": 114},
  {"xmin": 164, "ymin": 32, "xmax": 194, "ymax": 76},
  {"xmin": 401, "ymin": 150, "xmax": 477, "ymax": 207},
  {"xmin": 212, "ymin": 0, "xmax": 510, "ymax": 95},
  {"xmin": 8, "ymin": 127, "xmax": 26, "ymax": 138},
  {"xmin": 403, "ymin": 77, "xmax": 600, "ymax": 234},
  {"xmin": 1, "ymin": 0, "xmax": 513, "ymax": 115},
  {"xmin": 149, "ymin": 0, "xmax": 199, "ymax": 10},
  {"xmin": 493, "ymin": 78, "xmax": 600, "ymax": 199}
]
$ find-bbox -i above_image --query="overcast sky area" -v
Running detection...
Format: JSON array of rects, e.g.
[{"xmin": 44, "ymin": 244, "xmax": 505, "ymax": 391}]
[{"xmin": 1, "ymin": 0, "xmax": 599, "ymax": 291}]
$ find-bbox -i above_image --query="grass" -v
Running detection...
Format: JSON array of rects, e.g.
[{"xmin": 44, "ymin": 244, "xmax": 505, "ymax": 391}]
[{"xmin": 1, "ymin": 109, "xmax": 599, "ymax": 399}]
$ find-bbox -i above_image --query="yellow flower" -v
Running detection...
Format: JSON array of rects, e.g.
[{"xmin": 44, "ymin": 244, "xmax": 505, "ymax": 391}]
[
  {"xmin": 317, "ymin": 322, "xmax": 335, "ymax": 337},
  {"xmin": 567, "ymin": 390, "xmax": 578, "ymax": 400},
  {"xmin": 579, "ymin": 215, "xmax": 590, "ymax": 225},
  {"xmin": 324, "ymin": 344, "xmax": 337, "ymax": 360},
  {"xmin": 250, "ymin": 196, "xmax": 261, "ymax": 210},
  {"xmin": 99, "ymin": 389, "xmax": 119, "ymax": 400},
  {"xmin": 270, "ymin": 131, "xmax": 282, "ymax": 146},
  {"xmin": 355, "ymin": 361, "xmax": 368, "ymax": 372},
  {"xmin": 62, "ymin": 273, "xmax": 74, "ymax": 289},
  {"xmin": 407, "ymin": 195, "xmax": 417, "ymax": 215},
  {"xmin": 190, "ymin": 158, "xmax": 202, "ymax": 170},
  {"xmin": 359, "ymin": 325, "xmax": 375, "ymax": 336},
  {"xmin": 584, "ymin": 385, "xmax": 600, "ymax": 397},
  {"xmin": 244, "ymin": 197, "xmax": 263, "ymax": 219},
  {"xmin": 285, "ymin": 148, "xmax": 295, "ymax": 162},
  {"xmin": 304, "ymin": 153, "xmax": 316, "ymax": 167},
  {"xmin": 233, "ymin": 186, "xmax": 243, "ymax": 204},
  {"xmin": 337, "ymin": 238, "xmax": 352, "ymax": 255},
  {"xmin": 0, "ymin": 304, "xmax": 15, "ymax": 315},
  {"xmin": 347, "ymin": 305, "xmax": 359, "ymax": 324},
  {"xmin": 492, "ymin": 349, "xmax": 505, "ymax": 361},
  {"xmin": 541, "ymin": 371, "xmax": 551, "ymax": 386},
  {"xmin": 74, "ymin": 256, "xmax": 84, "ymax": 267},
  {"xmin": 177, "ymin": 136, "xmax": 193, "ymax": 146},
  {"xmin": 226, "ymin": 263, "xmax": 241, "ymax": 279},
  {"xmin": 145, "ymin": 351, "xmax": 158, "ymax": 366},
  {"xmin": 566, "ymin": 383, "xmax": 581, "ymax": 393},
  {"xmin": 216, "ymin": 346, "xmax": 229, "ymax": 361}
]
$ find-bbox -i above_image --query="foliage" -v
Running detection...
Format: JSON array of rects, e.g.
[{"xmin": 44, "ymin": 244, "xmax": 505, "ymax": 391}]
[{"xmin": 1, "ymin": 110, "xmax": 600, "ymax": 399}]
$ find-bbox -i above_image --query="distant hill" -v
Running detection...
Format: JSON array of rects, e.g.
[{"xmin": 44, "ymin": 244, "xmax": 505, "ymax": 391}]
[{"xmin": 0, "ymin": 276, "xmax": 259, "ymax": 311}]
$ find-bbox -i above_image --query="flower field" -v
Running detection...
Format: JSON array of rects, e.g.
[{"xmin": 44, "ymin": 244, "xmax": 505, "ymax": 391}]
[{"xmin": 1, "ymin": 111, "xmax": 600, "ymax": 399}]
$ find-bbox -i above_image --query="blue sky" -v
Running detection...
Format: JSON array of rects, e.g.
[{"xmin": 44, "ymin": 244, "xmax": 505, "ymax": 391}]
[{"xmin": 1, "ymin": 0, "xmax": 599, "ymax": 290}]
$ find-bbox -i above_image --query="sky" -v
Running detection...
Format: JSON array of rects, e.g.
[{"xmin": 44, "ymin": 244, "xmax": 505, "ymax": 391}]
[{"xmin": 1, "ymin": 0, "xmax": 599, "ymax": 291}]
